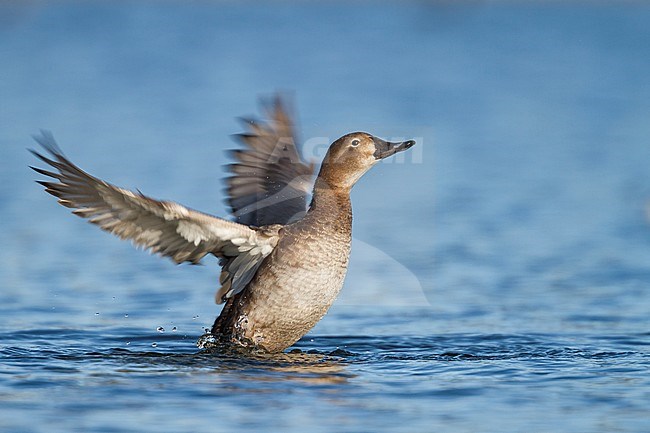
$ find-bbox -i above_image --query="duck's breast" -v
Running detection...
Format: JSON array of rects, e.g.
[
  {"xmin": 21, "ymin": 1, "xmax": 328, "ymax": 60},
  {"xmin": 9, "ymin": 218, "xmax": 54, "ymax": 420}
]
[{"xmin": 243, "ymin": 219, "xmax": 352, "ymax": 346}]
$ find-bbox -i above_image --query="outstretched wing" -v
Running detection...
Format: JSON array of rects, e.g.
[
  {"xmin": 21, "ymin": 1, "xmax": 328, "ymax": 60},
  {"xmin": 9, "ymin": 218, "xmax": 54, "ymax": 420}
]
[
  {"xmin": 226, "ymin": 95, "xmax": 314, "ymax": 227},
  {"xmin": 31, "ymin": 131, "xmax": 279, "ymax": 303}
]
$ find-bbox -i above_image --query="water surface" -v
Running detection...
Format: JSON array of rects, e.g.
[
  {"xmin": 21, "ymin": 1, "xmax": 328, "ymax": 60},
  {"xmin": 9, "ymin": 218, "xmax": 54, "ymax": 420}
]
[{"xmin": 1, "ymin": 2, "xmax": 650, "ymax": 432}]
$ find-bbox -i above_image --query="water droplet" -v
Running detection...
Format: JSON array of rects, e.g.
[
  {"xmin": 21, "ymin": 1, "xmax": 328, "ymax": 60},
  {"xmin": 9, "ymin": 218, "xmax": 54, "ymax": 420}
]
[
  {"xmin": 151, "ymin": 342, "xmax": 158, "ymax": 348},
  {"xmin": 172, "ymin": 327, "xmax": 177, "ymax": 332},
  {"xmin": 156, "ymin": 326, "xmax": 165, "ymax": 333}
]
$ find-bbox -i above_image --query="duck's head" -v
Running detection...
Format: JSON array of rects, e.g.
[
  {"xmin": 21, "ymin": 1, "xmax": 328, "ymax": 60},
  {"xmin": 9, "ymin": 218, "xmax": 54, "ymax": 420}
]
[{"xmin": 317, "ymin": 132, "xmax": 415, "ymax": 191}]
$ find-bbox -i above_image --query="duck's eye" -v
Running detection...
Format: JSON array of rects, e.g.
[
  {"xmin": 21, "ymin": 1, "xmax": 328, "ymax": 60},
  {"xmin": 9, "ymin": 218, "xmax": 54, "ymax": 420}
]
[{"xmin": 351, "ymin": 139, "xmax": 360, "ymax": 147}]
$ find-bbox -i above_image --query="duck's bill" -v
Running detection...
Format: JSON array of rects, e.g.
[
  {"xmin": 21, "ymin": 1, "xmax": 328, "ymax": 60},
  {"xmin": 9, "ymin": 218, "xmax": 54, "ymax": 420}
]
[{"xmin": 372, "ymin": 137, "xmax": 416, "ymax": 160}]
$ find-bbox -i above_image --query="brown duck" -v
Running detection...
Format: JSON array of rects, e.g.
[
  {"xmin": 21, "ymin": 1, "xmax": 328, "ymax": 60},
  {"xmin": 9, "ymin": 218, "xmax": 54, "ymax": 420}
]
[{"xmin": 31, "ymin": 97, "xmax": 415, "ymax": 353}]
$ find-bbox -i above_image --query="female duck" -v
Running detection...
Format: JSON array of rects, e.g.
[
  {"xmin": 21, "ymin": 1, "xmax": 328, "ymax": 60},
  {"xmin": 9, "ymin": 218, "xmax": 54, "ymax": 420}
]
[{"xmin": 31, "ymin": 97, "xmax": 415, "ymax": 353}]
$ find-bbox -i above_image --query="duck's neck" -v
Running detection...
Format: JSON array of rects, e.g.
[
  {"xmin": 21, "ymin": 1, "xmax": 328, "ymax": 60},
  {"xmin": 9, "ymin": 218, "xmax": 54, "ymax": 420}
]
[{"xmin": 306, "ymin": 179, "xmax": 352, "ymax": 233}]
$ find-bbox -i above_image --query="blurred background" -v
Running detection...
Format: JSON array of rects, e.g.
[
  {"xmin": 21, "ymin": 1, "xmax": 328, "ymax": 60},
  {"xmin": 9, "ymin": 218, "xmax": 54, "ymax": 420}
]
[{"xmin": 1, "ymin": 2, "xmax": 649, "ymax": 433}]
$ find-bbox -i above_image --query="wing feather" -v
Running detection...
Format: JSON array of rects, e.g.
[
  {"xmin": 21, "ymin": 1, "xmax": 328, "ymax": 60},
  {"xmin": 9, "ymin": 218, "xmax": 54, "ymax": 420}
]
[
  {"xmin": 31, "ymin": 131, "xmax": 280, "ymax": 303},
  {"xmin": 225, "ymin": 95, "xmax": 314, "ymax": 226}
]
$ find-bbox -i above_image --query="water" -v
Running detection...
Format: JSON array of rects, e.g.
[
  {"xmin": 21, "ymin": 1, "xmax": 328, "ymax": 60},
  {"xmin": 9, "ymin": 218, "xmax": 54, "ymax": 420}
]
[{"xmin": 1, "ymin": 2, "xmax": 650, "ymax": 432}]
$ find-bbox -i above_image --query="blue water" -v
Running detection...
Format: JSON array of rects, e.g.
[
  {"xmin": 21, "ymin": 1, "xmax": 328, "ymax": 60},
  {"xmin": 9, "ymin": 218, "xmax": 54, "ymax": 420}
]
[{"xmin": 2, "ymin": 2, "xmax": 650, "ymax": 432}]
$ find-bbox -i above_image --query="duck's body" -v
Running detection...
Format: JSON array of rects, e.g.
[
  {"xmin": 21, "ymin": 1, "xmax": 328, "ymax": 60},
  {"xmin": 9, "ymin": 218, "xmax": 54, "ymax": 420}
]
[
  {"xmin": 31, "ymin": 96, "xmax": 414, "ymax": 353},
  {"xmin": 213, "ymin": 185, "xmax": 352, "ymax": 352}
]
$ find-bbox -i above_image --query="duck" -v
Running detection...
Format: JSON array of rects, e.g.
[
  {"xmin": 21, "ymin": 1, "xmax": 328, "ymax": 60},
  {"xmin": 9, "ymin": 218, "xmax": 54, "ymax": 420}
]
[{"xmin": 31, "ymin": 96, "xmax": 415, "ymax": 353}]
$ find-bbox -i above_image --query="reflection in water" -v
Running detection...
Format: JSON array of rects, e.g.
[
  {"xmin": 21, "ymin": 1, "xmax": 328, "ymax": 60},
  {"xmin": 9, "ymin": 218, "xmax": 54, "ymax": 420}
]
[
  {"xmin": 75, "ymin": 343, "xmax": 353, "ymax": 388},
  {"xmin": 198, "ymin": 344, "xmax": 352, "ymax": 387}
]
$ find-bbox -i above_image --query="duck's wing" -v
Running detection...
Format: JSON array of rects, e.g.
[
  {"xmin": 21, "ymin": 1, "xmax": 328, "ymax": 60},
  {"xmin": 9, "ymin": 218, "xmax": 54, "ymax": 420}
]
[
  {"xmin": 30, "ymin": 131, "xmax": 279, "ymax": 303},
  {"xmin": 227, "ymin": 95, "xmax": 315, "ymax": 226}
]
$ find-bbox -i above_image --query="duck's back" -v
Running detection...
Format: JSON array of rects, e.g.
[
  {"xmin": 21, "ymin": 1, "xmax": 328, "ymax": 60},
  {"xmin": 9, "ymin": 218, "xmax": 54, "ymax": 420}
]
[{"xmin": 212, "ymin": 189, "xmax": 352, "ymax": 352}]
